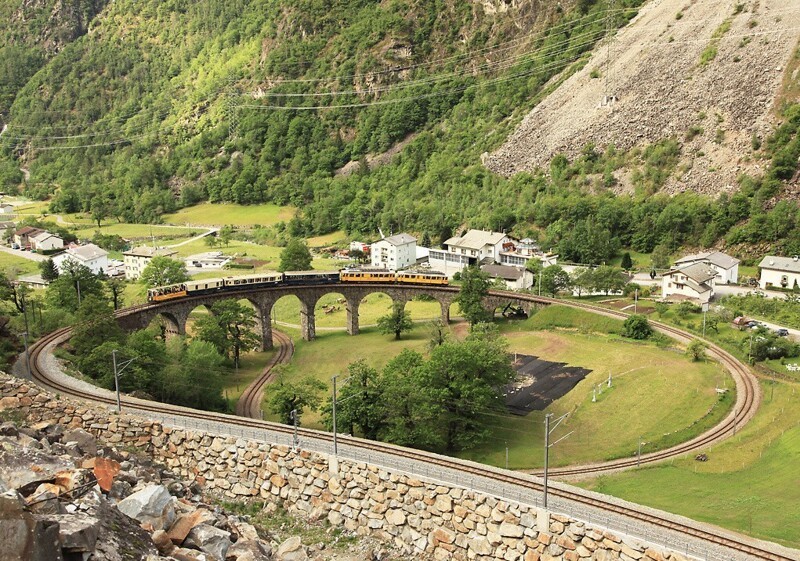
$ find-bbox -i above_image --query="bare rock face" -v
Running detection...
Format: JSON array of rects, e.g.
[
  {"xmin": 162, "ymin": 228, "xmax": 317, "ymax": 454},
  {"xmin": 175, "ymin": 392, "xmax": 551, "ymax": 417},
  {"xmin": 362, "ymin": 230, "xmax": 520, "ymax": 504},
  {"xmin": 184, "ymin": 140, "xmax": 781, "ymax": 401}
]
[
  {"xmin": 226, "ymin": 539, "xmax": 272, "ymax": 561},
  {"xmin": 276, "ymin": 536, "xmax": 308, "ymax": 561},
  {"xmin": 0, "ymin": 489, "xmax": 63, "ymax": 561},
  {"xmin": 116, "ymin": 484, "xmax": 176, "ymax": 531},
  {"xmin": 63, "ymin": 428, "xmax": 97, "ymax": 457}
]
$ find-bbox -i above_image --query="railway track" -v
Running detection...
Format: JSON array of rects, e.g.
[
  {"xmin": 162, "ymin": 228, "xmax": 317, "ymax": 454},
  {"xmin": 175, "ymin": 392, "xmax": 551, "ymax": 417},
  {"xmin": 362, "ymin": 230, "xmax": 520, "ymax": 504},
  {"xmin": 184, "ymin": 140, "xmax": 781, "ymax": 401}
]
[
  {"xmin": 235, "ymin": 329, "xmax": 294, "ymax": 419},
  {"xmin": 22, "ymin": 289, "xmax": 797, "ymax": 561}
]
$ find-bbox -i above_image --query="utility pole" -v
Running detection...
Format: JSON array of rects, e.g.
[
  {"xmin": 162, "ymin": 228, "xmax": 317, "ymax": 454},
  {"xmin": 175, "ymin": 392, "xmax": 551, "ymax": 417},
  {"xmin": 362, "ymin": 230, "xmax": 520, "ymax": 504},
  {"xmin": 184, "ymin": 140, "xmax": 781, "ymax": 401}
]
[
  {"xmin": 20, "ymin": 331, "xmax": 31, "ymax": 379},
  {"xmin": 543, "ymin": 412, "xmax": 572, "ymax": 509},
  {"xmin": 112, "ymin": 350, "xmax": 136, "ymax": 413},
  {"xmin": 290, "ymin": 409, "xmax": 299, "ymax": 451},
  {"xmin": 332, "ymin": 375, "xmax": 339, "ymax": 458},
  {"xmin": 76, "ymin": 279, "xmax": 81, "ymax": 307},
  {"xmin": 634, "ymin": 288, "xmax": 638, "ymax": 314},
  {"xmin": 637, "ymin": 435, "xmax": 644, "ymax": 467},
  {"xmin": 538, "ymin": 269, "xmax": 543, "ymax": 297}
]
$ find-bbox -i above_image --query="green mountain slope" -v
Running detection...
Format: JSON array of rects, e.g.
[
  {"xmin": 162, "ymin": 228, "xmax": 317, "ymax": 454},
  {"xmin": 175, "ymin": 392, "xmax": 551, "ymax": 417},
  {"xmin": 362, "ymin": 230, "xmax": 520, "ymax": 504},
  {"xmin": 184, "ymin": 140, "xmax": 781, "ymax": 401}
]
[{"xmin": 1, "ymin": 0, "xmax": 799, "ymax": 262}]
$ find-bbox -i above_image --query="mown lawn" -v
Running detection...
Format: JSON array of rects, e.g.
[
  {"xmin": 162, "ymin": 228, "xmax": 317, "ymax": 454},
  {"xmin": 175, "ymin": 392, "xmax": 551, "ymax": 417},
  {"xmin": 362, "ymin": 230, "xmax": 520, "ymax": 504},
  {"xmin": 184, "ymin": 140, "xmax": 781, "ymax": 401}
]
[
  {"xmin": 162, "ymin": 203, "xmax": 295, "ymax": 227},
  {"xmin": 579, "ymin": 380, "xmax": 800, "ymax": 548},
  {"xmin": 70, "ymin": 223, "xmax": 199, "ymax": 240},
  {"xmin": 459, "ymin": 326, "xmax": 728, "ymax": 469}
]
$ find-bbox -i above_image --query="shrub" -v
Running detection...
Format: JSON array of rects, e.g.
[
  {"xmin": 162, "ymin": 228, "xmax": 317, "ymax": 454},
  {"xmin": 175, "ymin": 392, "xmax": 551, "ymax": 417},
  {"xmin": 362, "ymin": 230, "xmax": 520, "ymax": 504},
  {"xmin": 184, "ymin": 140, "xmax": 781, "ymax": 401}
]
[{"xmin": 623, "ymin": 314, "xmax": 652, "ymax": 340}]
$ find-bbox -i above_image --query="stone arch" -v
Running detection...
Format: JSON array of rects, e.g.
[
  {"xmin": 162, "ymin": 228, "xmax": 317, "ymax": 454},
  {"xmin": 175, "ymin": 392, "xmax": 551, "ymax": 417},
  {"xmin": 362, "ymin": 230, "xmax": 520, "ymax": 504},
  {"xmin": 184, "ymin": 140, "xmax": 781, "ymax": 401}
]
[
  {"xmin": 311, "ymin": 290, "xmax": 350, "ymax": 333},
  {"xmin": 351, "ymin": 289, "xmax": 410, "ymax": 336}
]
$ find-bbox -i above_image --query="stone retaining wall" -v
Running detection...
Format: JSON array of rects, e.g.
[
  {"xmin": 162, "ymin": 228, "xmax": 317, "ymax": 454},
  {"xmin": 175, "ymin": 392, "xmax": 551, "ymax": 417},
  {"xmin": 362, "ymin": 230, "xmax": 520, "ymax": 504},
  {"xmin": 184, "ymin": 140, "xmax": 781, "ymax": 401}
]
[{"xmin": 1, "ymin": 374, "xmax": 687, "ymax": 561}]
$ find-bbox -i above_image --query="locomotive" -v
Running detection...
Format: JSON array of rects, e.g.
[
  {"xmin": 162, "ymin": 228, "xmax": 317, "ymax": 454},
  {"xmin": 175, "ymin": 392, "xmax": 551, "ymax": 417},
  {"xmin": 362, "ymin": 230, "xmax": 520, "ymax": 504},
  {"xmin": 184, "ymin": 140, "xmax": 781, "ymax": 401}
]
[{"xmin": 147, "ymin": 269, "xmax": 448, "ymax": 302}]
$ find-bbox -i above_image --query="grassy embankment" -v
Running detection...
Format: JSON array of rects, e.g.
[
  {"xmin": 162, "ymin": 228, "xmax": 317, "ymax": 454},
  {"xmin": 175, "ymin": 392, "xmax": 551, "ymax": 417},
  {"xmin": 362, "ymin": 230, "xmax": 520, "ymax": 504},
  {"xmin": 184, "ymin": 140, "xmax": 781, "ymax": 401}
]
[
  {"xmin": 569, "ymin": 294, "xmax": 800, "ymax": 547},
  {"xmin": 162, "ymin": 203, "xmax": 295, "ymax": 226}
]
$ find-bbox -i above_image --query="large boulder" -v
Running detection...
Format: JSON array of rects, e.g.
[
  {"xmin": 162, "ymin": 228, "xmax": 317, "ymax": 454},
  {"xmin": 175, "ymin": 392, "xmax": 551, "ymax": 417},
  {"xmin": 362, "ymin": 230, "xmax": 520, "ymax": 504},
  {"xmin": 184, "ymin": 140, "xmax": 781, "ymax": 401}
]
[
  {"xmin": 62, "ymin": 429, "xmax": 97, "ymax": 457},
  {"xmin": 275, "ymin": 536, "xmax": 307, "ymax": 561},
  {"xmin": 168, "ymin": 508, "xmax": 216, "ymax": 544},
  {"xmin": 117, "ymin": 485, "xmax": 176, "ymax": 531},
  {"xmin": 184, "ymin": 523, "xmax": 232, "ymax": 561},
  {"xmin": 0, "ymin": 490, "xmax": 63, "ymax": 561},
  {"xmin": 225, "ymin": 539, "xmax": 272, "ymax": 561},
  {"xmin": 47, "ymin": 513, "xmax": 101, "ymax": 555}
]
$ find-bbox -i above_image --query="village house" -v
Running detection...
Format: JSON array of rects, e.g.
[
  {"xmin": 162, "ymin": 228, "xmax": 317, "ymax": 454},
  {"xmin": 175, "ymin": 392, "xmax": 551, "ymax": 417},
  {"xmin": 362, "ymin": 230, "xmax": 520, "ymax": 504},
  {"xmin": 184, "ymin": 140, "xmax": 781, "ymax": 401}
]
[
  {"xmin": 185, "ymin": 251, "xmax": 231, "ymax": 270},
  {"xmin": 481, "ymin": 263, "xmax": 534, "ymax": 290},
  {"xmin": 661, "ymin": 263, "xmax": 717, "ymax": 304},
  {"xmin": 13, "ymin": 226, "xmax": 45, "ymax": 248},
  {"xmin": 758, "ymin": 256, "xmax": 800, "ymax": 290},
  {"xmin": 52, "ymin": 243, "xmax": 109, "ymax": 276},
  {"xmin": 674, "ymin": 251, "xmax": 740, "ymax": 284},
  {"xmin": 0, "ymin": 203, "xmax": 15, "ymax": 216},
  {"xmin": 370, "ymin": 233, "xmax": 417, "ymax": 270},
  {"xmin": 29, "ymin": 231, "xmax": 64, "ymax": 252},
  {"xmin": 429, "ymin": 229, "xmax": 512, "ymax": 278},
  {"xmin": 123, "ymin": 246, "xmax": 179, "ymax": 280},
  {"xmin": 498, "ymin": 237, "xmax": 559, "ymax": 269}
]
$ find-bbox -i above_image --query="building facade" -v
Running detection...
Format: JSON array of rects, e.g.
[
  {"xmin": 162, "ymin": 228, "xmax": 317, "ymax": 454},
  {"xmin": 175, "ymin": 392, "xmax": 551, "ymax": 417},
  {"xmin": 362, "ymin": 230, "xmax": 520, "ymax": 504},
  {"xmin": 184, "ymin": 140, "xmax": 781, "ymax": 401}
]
[
  {"xmin": 30, "ymin": 232, "xmax": 64, "ymax": 252},
  {"xmin": 53, "ymin": 244, "xmax": 110, "ymax": 276},
  {"xmin": 758, "ymin": 256, "xmax": 800, "ymax": 290},
  {"xmin": 428, "ymin": 229, "xmax": 512, "ymax": 278},
  {"xmin": 123, "ymin": 246, "xmax": 179, "ymax": 280},
  {"xmin": 661, "ymin": 263, "xmax": 717, "ymax": 304},
  {"xmin": 481, "ymin": 263, "xmax": 534, "ymax": 290},
  {"xmin": 370, "ymin": 233, "xmax": 417, "ymax": 270}
]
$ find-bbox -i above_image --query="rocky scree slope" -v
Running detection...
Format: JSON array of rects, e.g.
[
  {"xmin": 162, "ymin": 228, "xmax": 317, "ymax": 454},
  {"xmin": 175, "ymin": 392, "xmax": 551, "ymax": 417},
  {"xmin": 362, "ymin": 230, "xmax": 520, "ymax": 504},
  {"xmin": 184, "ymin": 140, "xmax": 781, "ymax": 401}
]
[{"xmin": 486, "ymin": 0, "xmax": 800, "ymax": 196}]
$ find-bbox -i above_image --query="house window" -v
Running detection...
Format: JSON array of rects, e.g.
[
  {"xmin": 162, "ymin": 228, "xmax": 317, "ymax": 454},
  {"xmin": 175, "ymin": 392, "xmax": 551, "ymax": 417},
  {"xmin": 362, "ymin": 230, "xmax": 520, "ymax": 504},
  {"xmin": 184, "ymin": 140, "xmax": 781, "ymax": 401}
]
[{"xmin": 781, "ymin": 275, "xmax": 789, "ymax": 287}]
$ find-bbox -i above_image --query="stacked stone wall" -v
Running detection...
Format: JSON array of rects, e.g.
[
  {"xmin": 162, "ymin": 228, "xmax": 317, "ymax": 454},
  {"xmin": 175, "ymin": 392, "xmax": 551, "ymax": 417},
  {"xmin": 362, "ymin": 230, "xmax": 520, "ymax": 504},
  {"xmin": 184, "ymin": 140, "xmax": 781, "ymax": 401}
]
[{"xmin": 1, "ymin": 374, "xmax": 689, "ymax": 561}]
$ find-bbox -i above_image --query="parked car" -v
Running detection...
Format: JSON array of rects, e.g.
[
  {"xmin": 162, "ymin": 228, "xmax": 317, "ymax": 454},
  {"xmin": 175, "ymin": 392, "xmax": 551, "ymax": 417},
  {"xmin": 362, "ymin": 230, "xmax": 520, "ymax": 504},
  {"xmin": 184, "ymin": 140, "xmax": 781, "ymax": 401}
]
[
  {"xmin": 10, "ymin": 243, "xmax": 19, "ymax": 249},
  {"xmin": 775, "ymin": 328, "xmax": 790, "ymax": 337}
]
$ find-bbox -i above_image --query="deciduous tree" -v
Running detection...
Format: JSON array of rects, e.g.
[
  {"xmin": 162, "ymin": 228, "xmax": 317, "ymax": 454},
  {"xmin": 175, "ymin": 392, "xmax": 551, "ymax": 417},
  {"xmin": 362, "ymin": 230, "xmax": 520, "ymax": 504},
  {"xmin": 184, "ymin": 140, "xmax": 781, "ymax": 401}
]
[
  {"xmin": 140, "ymin": 256, "xmax": 189, "ymax": 288},
  {"xmin": 377, "ymin": 302, "xmax": 413, "ymax": 340},
  {"xmin": 279, "ymin": 238, "xmax": 312, "ymax": 272},
  {"xmin": 455, "ymin": 266, "xmax": 491, "ymax": 327}
]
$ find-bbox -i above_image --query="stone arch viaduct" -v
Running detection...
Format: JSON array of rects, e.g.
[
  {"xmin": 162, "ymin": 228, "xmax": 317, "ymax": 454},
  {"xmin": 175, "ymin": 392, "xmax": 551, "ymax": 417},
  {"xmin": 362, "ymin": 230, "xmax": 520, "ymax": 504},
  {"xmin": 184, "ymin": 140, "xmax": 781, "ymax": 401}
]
[{"xmin": 115, "ymin": 284, "xmax": 539, "ymax": 350}]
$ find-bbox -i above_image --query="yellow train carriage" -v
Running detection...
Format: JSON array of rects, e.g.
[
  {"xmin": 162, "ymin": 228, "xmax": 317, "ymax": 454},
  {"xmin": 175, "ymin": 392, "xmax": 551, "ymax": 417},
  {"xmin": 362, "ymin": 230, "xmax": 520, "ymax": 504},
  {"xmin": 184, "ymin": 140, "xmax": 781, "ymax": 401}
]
[
  {"xmin": 396, "ymin": 271, "xmax": 448, "ymax": 286},
  {"xmin": 147, "ymin": 283, "xmax": 188, "ymax": 302},
  {"xmin": 340, "ymin": 270, "xmax": 397, "ymax": 283}
]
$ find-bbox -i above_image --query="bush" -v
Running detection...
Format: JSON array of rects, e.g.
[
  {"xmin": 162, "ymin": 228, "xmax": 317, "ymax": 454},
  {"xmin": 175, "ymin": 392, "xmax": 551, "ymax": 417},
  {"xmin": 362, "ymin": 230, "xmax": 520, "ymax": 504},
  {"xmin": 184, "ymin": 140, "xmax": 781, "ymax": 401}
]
[{"xmin": 623, "ymin": 314, "xmax": 652, "ymax": 340}]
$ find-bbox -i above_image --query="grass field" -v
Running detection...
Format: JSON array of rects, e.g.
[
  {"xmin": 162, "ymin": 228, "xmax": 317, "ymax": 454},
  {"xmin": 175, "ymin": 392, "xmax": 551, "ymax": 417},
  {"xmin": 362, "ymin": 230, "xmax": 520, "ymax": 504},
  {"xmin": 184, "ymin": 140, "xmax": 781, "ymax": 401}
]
[
  {"xmin": 261, "ymin": 325, "xmax": 434, "ymax": 426},
  {"xmin": 308, "ymin": 231, "xmax": 347, "ymax": 247},
  {"xmin": 162, "ymin": 203, "xmax": 295, "ymax": 227},
  {"xmin": 0, "ymin": 252, "xmax": 41, "ymax": 276},
  {"xmin": 459, "ymin": 327, "xmax": 728, "ymax": 469},
  {"xmin": 69, "ymin": 223, "xmax": 199, "ymax": 240},
  {"xmin": 579, "ymin": 379, "xmax": 800, "ymax": 547}
]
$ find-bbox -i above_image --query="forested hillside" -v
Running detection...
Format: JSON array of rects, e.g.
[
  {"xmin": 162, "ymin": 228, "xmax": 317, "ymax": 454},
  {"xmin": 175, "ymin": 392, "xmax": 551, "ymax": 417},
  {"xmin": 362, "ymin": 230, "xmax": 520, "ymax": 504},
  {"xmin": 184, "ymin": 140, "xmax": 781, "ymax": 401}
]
[{"xmin": 1, "ymin": 0, "xmax": 799, "ymax": 263}]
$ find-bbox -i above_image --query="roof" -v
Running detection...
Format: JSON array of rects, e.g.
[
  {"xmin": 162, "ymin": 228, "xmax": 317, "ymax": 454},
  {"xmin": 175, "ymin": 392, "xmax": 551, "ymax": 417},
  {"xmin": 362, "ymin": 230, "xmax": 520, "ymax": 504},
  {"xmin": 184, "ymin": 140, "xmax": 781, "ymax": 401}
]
[
  {"xmin": 444, "ymin": 229, "xmax": 508, "ymax": 250},
  {"xmin": 31, "ymin": 231, "xmax": 61, "ymax": 243},
  {"xmin": 123, "ymin": 246, "xmax": 177, "ymax": 258},
  {"xmin": 759, "ymin": 255, "xmax": 800, "ymax": 274},
  {"xmin": 15, "ymin": 226, "xmax": 44, "ymax": 237},
  {"xmin": 675, "ymin": 251, "xmax": 739, "ymax": 270},
  {"xmin": 66, "ymin": 243, "xmax": 108, "ymax": 261},
  {"xmin": 380, "ymin": 233, "xmax": 416, "ymax": 246},
  {"xmin": 481, "ymin": 264, "xmax": 525, "ymax": 280},
  {"xmin": 665, "ymin": 262, "xmax": 717, "ymax": 284}
]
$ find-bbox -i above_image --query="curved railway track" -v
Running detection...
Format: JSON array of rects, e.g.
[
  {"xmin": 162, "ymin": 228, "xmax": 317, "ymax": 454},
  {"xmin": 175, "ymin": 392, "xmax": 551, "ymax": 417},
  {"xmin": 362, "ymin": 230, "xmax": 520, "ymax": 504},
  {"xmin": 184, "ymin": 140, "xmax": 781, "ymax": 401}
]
[
  {"xmin": 235, "ymin": 329, "xmax": 294, "ymax": 419},
  {"xmin": 22, "ymin": 288, "xmax": 797, "ymax": 561}
]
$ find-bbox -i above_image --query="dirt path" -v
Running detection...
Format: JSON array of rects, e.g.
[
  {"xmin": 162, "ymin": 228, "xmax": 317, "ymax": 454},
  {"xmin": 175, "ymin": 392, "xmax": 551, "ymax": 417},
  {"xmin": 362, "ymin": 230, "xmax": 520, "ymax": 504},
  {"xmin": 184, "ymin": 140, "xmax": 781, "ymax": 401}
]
[{"xmin": 487, "ymin": 0, "xmax": 800, "ymax": 196}]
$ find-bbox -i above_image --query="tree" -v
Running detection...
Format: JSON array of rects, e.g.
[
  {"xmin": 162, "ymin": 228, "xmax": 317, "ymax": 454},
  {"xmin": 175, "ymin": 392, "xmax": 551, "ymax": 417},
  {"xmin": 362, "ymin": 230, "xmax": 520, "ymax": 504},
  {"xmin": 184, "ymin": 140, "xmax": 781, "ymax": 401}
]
[
  {"xmin": 379, "ymin": 349, "xmax": 442, "ymax": 450},
  {"xmin": 621, "ymin": 252, "xmax": 633, "ymax": 271},
  {"xmin": 322, "ymin": 359, "xmax": 384, "ymax": 439},
  {"xmin": 47, "ymin": 260, "xmax": 105, "ymax": 312},
  {"xmin": 455, "ymin": 266, "xmax": 491, "ymax": 327},
  {"xmin": 39, "ymin": 259, "xmax": 59, "ymax": 282},
  {"xmin": 421, "ymin": 232, "xmax": 432, "ymax": 248},
  {"xmin": 592, "ymin": 265, "xmax": 626, "ymax": 295},
  {"xmin": 622, "ymin": 314, "xmax": 653, "ymax": 340},
  {"xmin": 268, "ymin": 374, "xmax": 327, "ymax": 425},
  {"xmin": 349, "ymin": 248, "xmax": 368, "ymax": 263},
  {"xmin": 650, "ymin": 244, "xmax": 671, "ymax": 270},
  {"xmin": 422, "ymin": 325, "xmax": 515, "ymax": 451},
  {"xmin": 70, "ymin": 296, "xmax": 125, "ymax": 370},
  {"xmin": 140, "ymin": 257, "xmax": 189, "ymax": 287},
  {"xmin": 686, "ymin": 339, "xmax": 707, "ymax": 362},
  {"xmin": 427, "ymin": 319, "xmax": 449, "ymax": 350},
  {"xmin": 377, "ymin": 302, "xmax": 413, "ymax": 340},
  {"xmin": 106, "ymin": 277, "xmax": 126, "ymax": 310},
  {"xmin": 194, "ymin": 300, "xmax": 260, "ymax": 368},
  {"xmin": 279, "ymin": 238, "xmax": 312, "ymax": 272},
  {"xmin": 571, "ymin": 267, "xmax": 594, "ymax": 298},
  {"xmin": 218, "ymin": 225, "xmax": 234, "ymax": 247},
  {"xmin": 204, "ymin": 234, "xmax": 220, "ymax": 248},
  {"xmin": 540, "ymin": 265, "xmax": 571, "ymax": 297}
]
